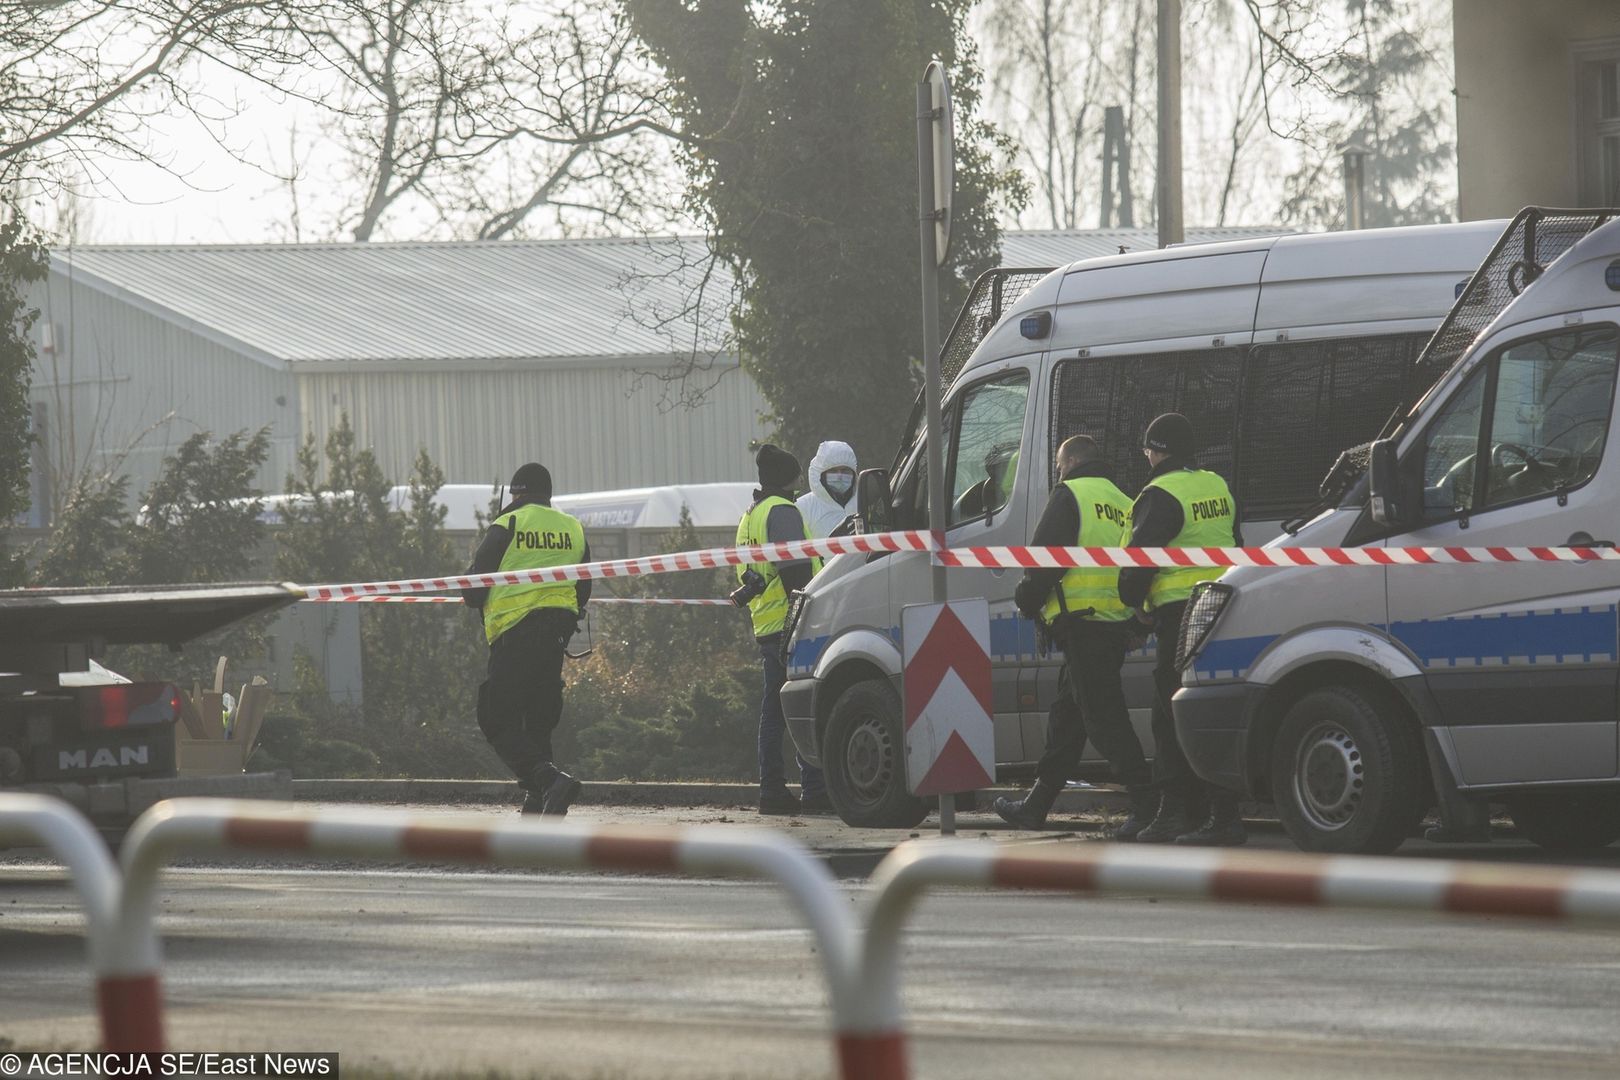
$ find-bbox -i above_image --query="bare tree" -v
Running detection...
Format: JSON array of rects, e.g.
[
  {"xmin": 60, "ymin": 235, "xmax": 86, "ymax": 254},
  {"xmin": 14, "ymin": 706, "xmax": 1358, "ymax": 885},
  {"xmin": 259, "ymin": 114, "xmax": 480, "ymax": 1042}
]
[
  {"xmin": 297, "ymin": 0, "xmax": 682, "ymax": 242},
  {"xmin": 0, "ymin": 1, "xmax": 326, "ymax": 196}
]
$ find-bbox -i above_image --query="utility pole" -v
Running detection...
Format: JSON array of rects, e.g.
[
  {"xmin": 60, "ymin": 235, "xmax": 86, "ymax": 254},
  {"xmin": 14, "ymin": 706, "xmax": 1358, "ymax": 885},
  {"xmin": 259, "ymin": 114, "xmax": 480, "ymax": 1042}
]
[{"xmin": 1156, "ymin": 0, "xmax": 1183, "ymax": 248}]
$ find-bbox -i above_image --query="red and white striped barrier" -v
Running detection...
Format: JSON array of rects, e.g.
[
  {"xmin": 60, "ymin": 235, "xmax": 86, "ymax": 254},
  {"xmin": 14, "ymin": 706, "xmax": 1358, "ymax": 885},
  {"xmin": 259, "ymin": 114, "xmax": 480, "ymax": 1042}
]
[
  {"xmin": 297, "ymin": 534, "xmax": 1620, "ymax": 602},
  {"xmin": 301, "ymin": 595, "xmax": 734, "ymax": 606},
  {"xmin": 116, "ymin": 800, "xmax": 866, "ymax": 1071},
  {"xmin": 0, "ymin": 793, "xmax": 144, "ymax": 1051},
  {"xmin": 300, "ymin": 531, "xmax": 935, "ymax": 600},
  {"xmin": 934, "ymin": 543, "xmax": 1620, "ymax": 569},
  {"xmin": 851, "ymin": 838, "xmax": 1620, "ymax": 1074}
]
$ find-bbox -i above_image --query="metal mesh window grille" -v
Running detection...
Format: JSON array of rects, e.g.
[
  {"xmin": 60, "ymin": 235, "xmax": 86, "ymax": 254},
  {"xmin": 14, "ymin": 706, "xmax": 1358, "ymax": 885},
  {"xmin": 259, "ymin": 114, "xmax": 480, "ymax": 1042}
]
[
  {"xmin": 939, "ymin": 268, "xmax": 1055, "ymax": 391},
  {"xmin": 1410, "ymin": 209, "xmax": 1616, "ymax": 398},
  {"xmin": 1240, "ymin": 334, "xmax": 1428, "ymax": 520},
  {"xmin": 1049, "ymin": 349, "xmax": 1243, "ymax": 499}
]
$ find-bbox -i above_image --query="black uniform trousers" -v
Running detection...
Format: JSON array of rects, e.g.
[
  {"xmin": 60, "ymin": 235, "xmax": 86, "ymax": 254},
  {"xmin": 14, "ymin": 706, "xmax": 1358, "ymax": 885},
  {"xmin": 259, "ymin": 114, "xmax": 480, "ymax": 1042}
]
[
  {"xmin": 477, "ymin": 608, "xmax": 575, "ymax": 787},
  {"xmin": 1148, "ymin": 600, "xmax": 1198, "ymax": 796},
  {"xmin": 1035, "ymin": 618, "xmax": 1150, "ymax": 789}
]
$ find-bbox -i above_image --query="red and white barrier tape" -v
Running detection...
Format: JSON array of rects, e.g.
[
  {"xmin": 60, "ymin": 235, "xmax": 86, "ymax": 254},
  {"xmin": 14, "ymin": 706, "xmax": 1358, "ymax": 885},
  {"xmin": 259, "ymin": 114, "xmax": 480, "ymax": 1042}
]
[
  {"xmin": 298, "ymin": 531, "xmax": 1620, "ymax": 602},
  {"xmin": 935, "ymin": 543, "xmax": 1620, "ymax": 569},
  {"xmin": 301, "ymin": 595, "xmax": 733, "ymax": 606},
  {"xmin": 300, "ymin": 530, "xmax": 934, "ymax": 600}
]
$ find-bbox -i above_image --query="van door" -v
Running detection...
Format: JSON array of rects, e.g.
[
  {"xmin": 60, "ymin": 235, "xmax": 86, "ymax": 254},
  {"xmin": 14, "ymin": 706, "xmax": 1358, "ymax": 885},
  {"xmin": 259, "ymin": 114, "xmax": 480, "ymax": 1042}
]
[
  {"xmin": 1386, "ymin": 323, "xmax": 1620, "ymax": 786},
  {"xmin": 890, "ymin": 361, "xmax": 1036, "ymax": 768}
]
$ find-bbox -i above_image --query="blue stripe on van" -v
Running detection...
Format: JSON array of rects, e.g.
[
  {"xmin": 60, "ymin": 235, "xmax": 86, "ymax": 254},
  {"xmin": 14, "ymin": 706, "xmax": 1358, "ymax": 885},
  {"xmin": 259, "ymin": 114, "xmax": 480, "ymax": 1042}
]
[
  {"xmin": 1192, "ymin": 634, "xmax": 1277, "ymax": 680},
  {"xmin": 1388, "ymin": 606, "xmax": 1618, "ymax": 668}
]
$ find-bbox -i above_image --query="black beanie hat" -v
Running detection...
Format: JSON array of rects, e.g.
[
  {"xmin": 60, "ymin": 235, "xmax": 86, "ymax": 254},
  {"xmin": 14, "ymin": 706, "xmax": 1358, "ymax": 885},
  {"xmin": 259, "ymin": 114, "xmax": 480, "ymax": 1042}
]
[
  {"xmin": 509, "ymin": 462, "xmax": 552, "ymax": 500},
  {"xmin": 755, "ymin": 443, "xmax": 800, "ymax": 490},
  {"xmin": 1143, "ymin": 413, "xmax": 1196, "ymax": 458}
]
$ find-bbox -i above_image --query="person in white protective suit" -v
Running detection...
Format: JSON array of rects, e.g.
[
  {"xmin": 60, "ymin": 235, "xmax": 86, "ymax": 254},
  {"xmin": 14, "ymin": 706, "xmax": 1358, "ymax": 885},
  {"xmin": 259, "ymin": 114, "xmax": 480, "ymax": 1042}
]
[{"xmin": 795, "ymin": 440, "xmax": 860, "ymax": 538}]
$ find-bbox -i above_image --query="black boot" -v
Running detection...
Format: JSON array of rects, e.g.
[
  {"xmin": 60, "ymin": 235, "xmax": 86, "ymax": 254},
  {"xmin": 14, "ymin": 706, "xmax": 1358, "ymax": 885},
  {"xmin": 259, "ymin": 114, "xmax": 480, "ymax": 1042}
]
[
  {"xmin": 1134, "ymin": 787, "xmax": 1196, "ymax": 844},
  {"xmin": 1108, "ymin": 785, "xmax": 1160, "ymax": 842},
  {"xmin": 1175, "ymin": 791, "xmax": 1247, "ymax": 847},
  {"xmin": 994, "ymin": 778, "xmax": 1062, "ymax": 830},
  {"xmin": 523, "ymin": 763, "xmax": 582, "ymax": 817}
]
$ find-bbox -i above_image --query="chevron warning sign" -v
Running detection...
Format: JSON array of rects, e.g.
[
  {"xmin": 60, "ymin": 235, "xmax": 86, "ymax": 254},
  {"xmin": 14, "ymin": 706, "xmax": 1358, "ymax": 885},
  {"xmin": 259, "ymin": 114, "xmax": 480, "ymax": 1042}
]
[{"xmin": 901, "ymin": 599, "xmax": 994, "ymax": 797}]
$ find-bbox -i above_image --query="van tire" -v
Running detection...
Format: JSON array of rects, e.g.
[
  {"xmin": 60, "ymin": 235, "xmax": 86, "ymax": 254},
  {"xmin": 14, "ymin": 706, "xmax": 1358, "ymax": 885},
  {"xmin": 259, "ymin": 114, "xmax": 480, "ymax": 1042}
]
[
  {"xmin": 1508, "ymin": 791, "xmax": 1620, "ymax": 852},
  {"xmin": 822, "ymin": 679, "xmax": 928, "ymax": 830},
  {"xmin": 1270, "ymin": 684, "xmax": 1425, "ymax": 855}
]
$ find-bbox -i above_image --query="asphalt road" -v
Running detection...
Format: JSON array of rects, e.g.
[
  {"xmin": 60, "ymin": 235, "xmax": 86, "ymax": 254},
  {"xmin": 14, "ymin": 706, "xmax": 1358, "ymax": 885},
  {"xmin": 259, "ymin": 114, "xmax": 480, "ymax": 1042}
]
[{"xmin": 4, "ymin": 806, "xmax": 1620, "ymax": 1079}]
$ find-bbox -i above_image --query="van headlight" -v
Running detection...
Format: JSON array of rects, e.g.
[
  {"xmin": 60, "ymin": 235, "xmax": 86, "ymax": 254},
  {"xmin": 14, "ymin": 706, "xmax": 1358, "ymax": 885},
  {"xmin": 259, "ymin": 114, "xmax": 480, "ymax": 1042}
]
[
  {"xmin": 1175, "ymin": 582, "xmax": 1233, "ymax": 671},
  {"xmin": 781, "ymin": 591, "xmax": 810, "ymax": 667}
]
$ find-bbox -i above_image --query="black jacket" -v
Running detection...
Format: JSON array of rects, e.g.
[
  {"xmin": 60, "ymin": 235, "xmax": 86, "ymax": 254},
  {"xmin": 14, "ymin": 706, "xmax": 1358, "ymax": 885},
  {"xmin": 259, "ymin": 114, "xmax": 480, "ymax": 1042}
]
[
  {"xmin": 462, "ymin": 494, "xmax": 592, "ymax": 612},
  {"xmin": 1117, "ymin": 456, "xmax": 1242, "ymax": 611},
  {"xmin": 1013, "ymin": 460, "xmax": 1120, "ymax": 617},
  {"xmin": 751, "ymin": 486, "xmax": 815, "ymax": 596}
]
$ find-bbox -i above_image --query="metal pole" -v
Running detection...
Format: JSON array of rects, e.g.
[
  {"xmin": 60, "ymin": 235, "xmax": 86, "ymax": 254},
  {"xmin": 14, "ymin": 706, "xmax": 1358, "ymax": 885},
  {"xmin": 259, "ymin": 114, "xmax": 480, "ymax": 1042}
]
[
  {"xmin": 1156, "ymin": 0, "xmax": 1184, "ymax": 248},
  {"xmin": 917, "ymin": 78, "xmax": 954, "ymax": 836},
  {"xmin": 1343, "ymin": 149, "xmax": 1366, "ymax": 230}
]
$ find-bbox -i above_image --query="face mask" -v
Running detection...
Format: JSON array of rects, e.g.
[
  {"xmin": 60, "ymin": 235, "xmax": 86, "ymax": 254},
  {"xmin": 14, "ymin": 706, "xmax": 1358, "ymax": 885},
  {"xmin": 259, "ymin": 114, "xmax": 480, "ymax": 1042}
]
[{"xmin": 822, "ymin": 470, "xmax": 856, "ymax": 503}]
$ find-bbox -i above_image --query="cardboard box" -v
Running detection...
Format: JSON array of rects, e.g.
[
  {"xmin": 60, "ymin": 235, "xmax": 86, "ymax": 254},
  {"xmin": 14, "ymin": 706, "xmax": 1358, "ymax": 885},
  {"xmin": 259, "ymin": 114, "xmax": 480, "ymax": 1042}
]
[{"xmin": 175, "ymin": 658, "xmax": 274, "ymax": 777}]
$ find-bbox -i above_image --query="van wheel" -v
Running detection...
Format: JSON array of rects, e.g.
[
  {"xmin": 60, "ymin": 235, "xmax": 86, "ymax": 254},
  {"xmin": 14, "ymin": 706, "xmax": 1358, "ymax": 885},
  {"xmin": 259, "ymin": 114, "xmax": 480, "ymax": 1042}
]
[
  {"xmin": 1270, "ymin": 684, "xmax": 1425, "ymax": 854},
  {"xmin": 1509, "ymin": 791, "xmax": 1620, "ymax": 851},
  {"xmin": 822, "ymin": 679, "xmax": 928, "ymax": 829}
]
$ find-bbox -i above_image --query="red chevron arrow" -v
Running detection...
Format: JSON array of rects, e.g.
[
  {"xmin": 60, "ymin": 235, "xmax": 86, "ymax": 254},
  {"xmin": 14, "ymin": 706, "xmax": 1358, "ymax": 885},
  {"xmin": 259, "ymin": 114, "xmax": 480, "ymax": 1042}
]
[
  {"xmin": 913, "ymin": 729, "xmax": 995, "ymax": 796},
  {"xmin": 903, "ymin": 603, "xmax": 992, "ymax": 729}
]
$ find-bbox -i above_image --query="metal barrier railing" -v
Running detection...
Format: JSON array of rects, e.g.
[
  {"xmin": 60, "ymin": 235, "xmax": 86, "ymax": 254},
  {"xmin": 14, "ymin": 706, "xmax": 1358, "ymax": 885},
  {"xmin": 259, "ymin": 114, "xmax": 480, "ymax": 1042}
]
[
  {"xmin": 114, "ymin": 800, "xmax": 862, "ymax": 1062},
  {"xmin": 0, "ymin": 793, "xmax": 129, "ymax": 1049},
  {"xmin": 13, "ymin": 796, "xmax": 1620, "ymax": 1076},
  {"xmin": 853, "ymin": 839, "xmax": 1620, "ymax": 1078}
]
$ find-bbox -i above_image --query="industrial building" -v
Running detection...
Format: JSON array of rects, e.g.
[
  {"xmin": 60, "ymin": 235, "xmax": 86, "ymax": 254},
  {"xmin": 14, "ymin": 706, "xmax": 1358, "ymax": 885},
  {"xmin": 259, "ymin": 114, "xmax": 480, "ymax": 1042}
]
[{"xmin": 25, "ymin": 227, "xmax": 1278, "ymax": 524}]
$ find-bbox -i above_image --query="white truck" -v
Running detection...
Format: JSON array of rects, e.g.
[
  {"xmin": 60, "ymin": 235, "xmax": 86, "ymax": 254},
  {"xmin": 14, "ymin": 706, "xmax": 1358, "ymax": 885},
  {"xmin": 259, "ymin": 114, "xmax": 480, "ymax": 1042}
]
[
  {"xmin": 1174, "ymin": 209, "xmax": 1620, "ymax": 854},
  {"xmin": 0, "ymin": 583, "xmax": 301, "ymax": 841},
  {"xmin": 781, "ymin": 218, "xmax": 1508, "ymax": 828}
]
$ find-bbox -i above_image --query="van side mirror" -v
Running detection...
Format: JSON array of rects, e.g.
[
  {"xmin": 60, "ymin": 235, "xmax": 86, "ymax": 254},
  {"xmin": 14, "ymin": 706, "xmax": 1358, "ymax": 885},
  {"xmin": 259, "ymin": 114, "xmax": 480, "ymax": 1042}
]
[
  {"xmin": 856, "ymin": 468, "xmax": 893, "ymax": 534},
  {"xmin": 1367, "ymin": 438, "xmax": 1405, "ymax": 527}
]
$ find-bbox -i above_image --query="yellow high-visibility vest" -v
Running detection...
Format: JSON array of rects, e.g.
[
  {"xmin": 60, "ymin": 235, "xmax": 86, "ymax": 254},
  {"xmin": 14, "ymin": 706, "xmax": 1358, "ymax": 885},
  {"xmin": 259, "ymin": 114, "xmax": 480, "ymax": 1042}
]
[
  {"xmin": 735, "ymin": 496, "xmax": 821, "ymax": 637},
  {"xmin": 1125, "ymin": 468, "xmax": 1236, "ymax": 610},
  {"xmin": 1041, "ymin": 475, "xmax": 1133, "ymax": 623},
  {"xmin": 483, "ymin": 503, "xmax": 585, "ymax": 643}
]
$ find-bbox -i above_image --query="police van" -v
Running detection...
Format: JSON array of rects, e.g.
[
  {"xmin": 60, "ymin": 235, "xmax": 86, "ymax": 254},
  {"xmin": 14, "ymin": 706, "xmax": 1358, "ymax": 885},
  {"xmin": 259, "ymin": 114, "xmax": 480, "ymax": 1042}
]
[
  {"xmin": 1174, "ymin": 210, "xmax": 1620, "ymax": 854},
  {"xmin": 781, "ymin": 218, "xmax": 1505, "ymax": 828}
]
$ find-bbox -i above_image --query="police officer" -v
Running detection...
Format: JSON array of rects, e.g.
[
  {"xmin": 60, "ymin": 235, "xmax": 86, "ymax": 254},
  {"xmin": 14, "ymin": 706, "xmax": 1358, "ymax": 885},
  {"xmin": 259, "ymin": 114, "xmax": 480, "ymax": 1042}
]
[
  {"xmin": 1118, "ymin": 414, "xmax": 1245, "ymax": 846},
  {"xmin": 735, "ymin": 444, "xmax": 830, "ymax": 816},
  {"xmin": 462, "ymin": 463, "xmax": 590, "ymax": 816},
  {"xmin": 1002, "ymin": 435, "xmax": 1155, "ymax": 836}
]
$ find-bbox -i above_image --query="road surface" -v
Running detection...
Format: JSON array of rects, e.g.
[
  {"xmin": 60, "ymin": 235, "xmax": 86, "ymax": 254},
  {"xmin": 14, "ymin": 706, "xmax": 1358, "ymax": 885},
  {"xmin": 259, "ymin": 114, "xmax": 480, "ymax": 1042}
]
[{"xmin": 3, "ymin": 806, "xmax": 1619, "ymax": 1078}]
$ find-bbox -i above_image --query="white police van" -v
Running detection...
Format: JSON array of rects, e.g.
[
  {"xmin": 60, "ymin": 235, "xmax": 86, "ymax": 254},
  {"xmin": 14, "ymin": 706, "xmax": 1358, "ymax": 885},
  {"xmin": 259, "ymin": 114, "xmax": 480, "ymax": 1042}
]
[
  {"xmin": 1174, "ymin": 210, "xmax": 1620, "ymax": 855},
  {"xmin": 779, "ymin": 219, "xmax": 1505, "ymax": 828}
]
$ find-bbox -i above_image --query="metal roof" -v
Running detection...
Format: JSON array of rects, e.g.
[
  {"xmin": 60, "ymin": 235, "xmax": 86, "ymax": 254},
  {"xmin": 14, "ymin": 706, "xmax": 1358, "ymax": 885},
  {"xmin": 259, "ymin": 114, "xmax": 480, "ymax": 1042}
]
[{"xmin": 50, "ymin": 227, "xmax": 1283, "ymax": 371}]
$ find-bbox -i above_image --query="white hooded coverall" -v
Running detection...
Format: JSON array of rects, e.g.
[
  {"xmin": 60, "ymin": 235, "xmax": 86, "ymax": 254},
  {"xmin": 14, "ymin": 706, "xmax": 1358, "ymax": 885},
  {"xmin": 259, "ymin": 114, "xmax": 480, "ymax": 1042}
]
[{"xmin": 795, "ymin": 440, "xmax": 860, "ymax": 538}]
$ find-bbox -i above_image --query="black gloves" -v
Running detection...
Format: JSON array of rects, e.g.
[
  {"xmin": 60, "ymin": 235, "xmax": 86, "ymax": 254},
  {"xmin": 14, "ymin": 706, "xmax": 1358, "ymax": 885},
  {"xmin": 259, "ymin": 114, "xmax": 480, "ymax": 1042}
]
[{"xmin": 1014, "ymin": 578, "xmax": 1047, "ymax": 621}]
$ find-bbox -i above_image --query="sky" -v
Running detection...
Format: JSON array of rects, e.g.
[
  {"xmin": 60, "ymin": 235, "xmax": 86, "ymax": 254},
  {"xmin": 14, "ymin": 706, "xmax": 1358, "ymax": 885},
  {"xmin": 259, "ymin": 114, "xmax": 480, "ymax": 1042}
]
[{"xmin": 32, "ymin": 0, "xmax": 1458, "ymax": 246}]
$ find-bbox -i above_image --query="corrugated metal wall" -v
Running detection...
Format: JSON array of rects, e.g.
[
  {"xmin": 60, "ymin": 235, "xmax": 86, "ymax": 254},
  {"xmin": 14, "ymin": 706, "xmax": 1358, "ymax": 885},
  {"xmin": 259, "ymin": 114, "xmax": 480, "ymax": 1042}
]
[
  {"xmin": 29, "ymin": 271, "xmax": 299, "ymax": 512},
  {"xmin": 297, "ymin": 364, "xmax": 770, "ymax": 492}
]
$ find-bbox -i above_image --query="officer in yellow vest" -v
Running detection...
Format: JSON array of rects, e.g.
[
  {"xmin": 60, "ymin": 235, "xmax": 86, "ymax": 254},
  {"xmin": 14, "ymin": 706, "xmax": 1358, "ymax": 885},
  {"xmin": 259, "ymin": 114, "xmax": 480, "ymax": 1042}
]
[
  {"xmin": 1118, "ymin": 414, "xmax": 1245, "ymax": 846},
  {"xmin": 1001, "ymin": 435, "xmax": 1154, "ymax": 835},
  {"xmin": 462, "ymin": 463, "xmax": 590, "ymax": 816},
  {"xmin": 733, "ymin": 444, "xmax": 829, "ymax": 816}
]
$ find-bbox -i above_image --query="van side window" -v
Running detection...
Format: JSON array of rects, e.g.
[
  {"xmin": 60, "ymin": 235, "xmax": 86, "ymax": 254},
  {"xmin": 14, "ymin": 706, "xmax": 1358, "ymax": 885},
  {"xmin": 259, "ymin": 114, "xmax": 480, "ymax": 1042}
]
[
  {"xmin": 1419, "ymin": 367, "xmax": 1488, "ymax": 519},
  {"xmin": 1481, "ymin": 326, "xmax": 1618, "ymax": 509},
  {"xmin": 1048, "ymin": 350, "xmax": 1242, "ymax": 495},
  {"xmin": 947, "ymin": 373, "xmax": 1029, "ymax": 526},
  {"xmin": 1417, "ymin": 325, "xmax": 1620, "ymax": 520},
  {"xmin": 1239, "ymin": 334, "xmax": 1428, "ymax": 520}
]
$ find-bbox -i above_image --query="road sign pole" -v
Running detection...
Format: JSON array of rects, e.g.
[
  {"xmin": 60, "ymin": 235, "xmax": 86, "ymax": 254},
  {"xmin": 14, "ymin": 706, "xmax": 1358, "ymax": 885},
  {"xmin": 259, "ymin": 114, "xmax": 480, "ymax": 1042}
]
[{"xmin": 918, "ymin": 66, "xmax": 953, "ymax": 835}]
